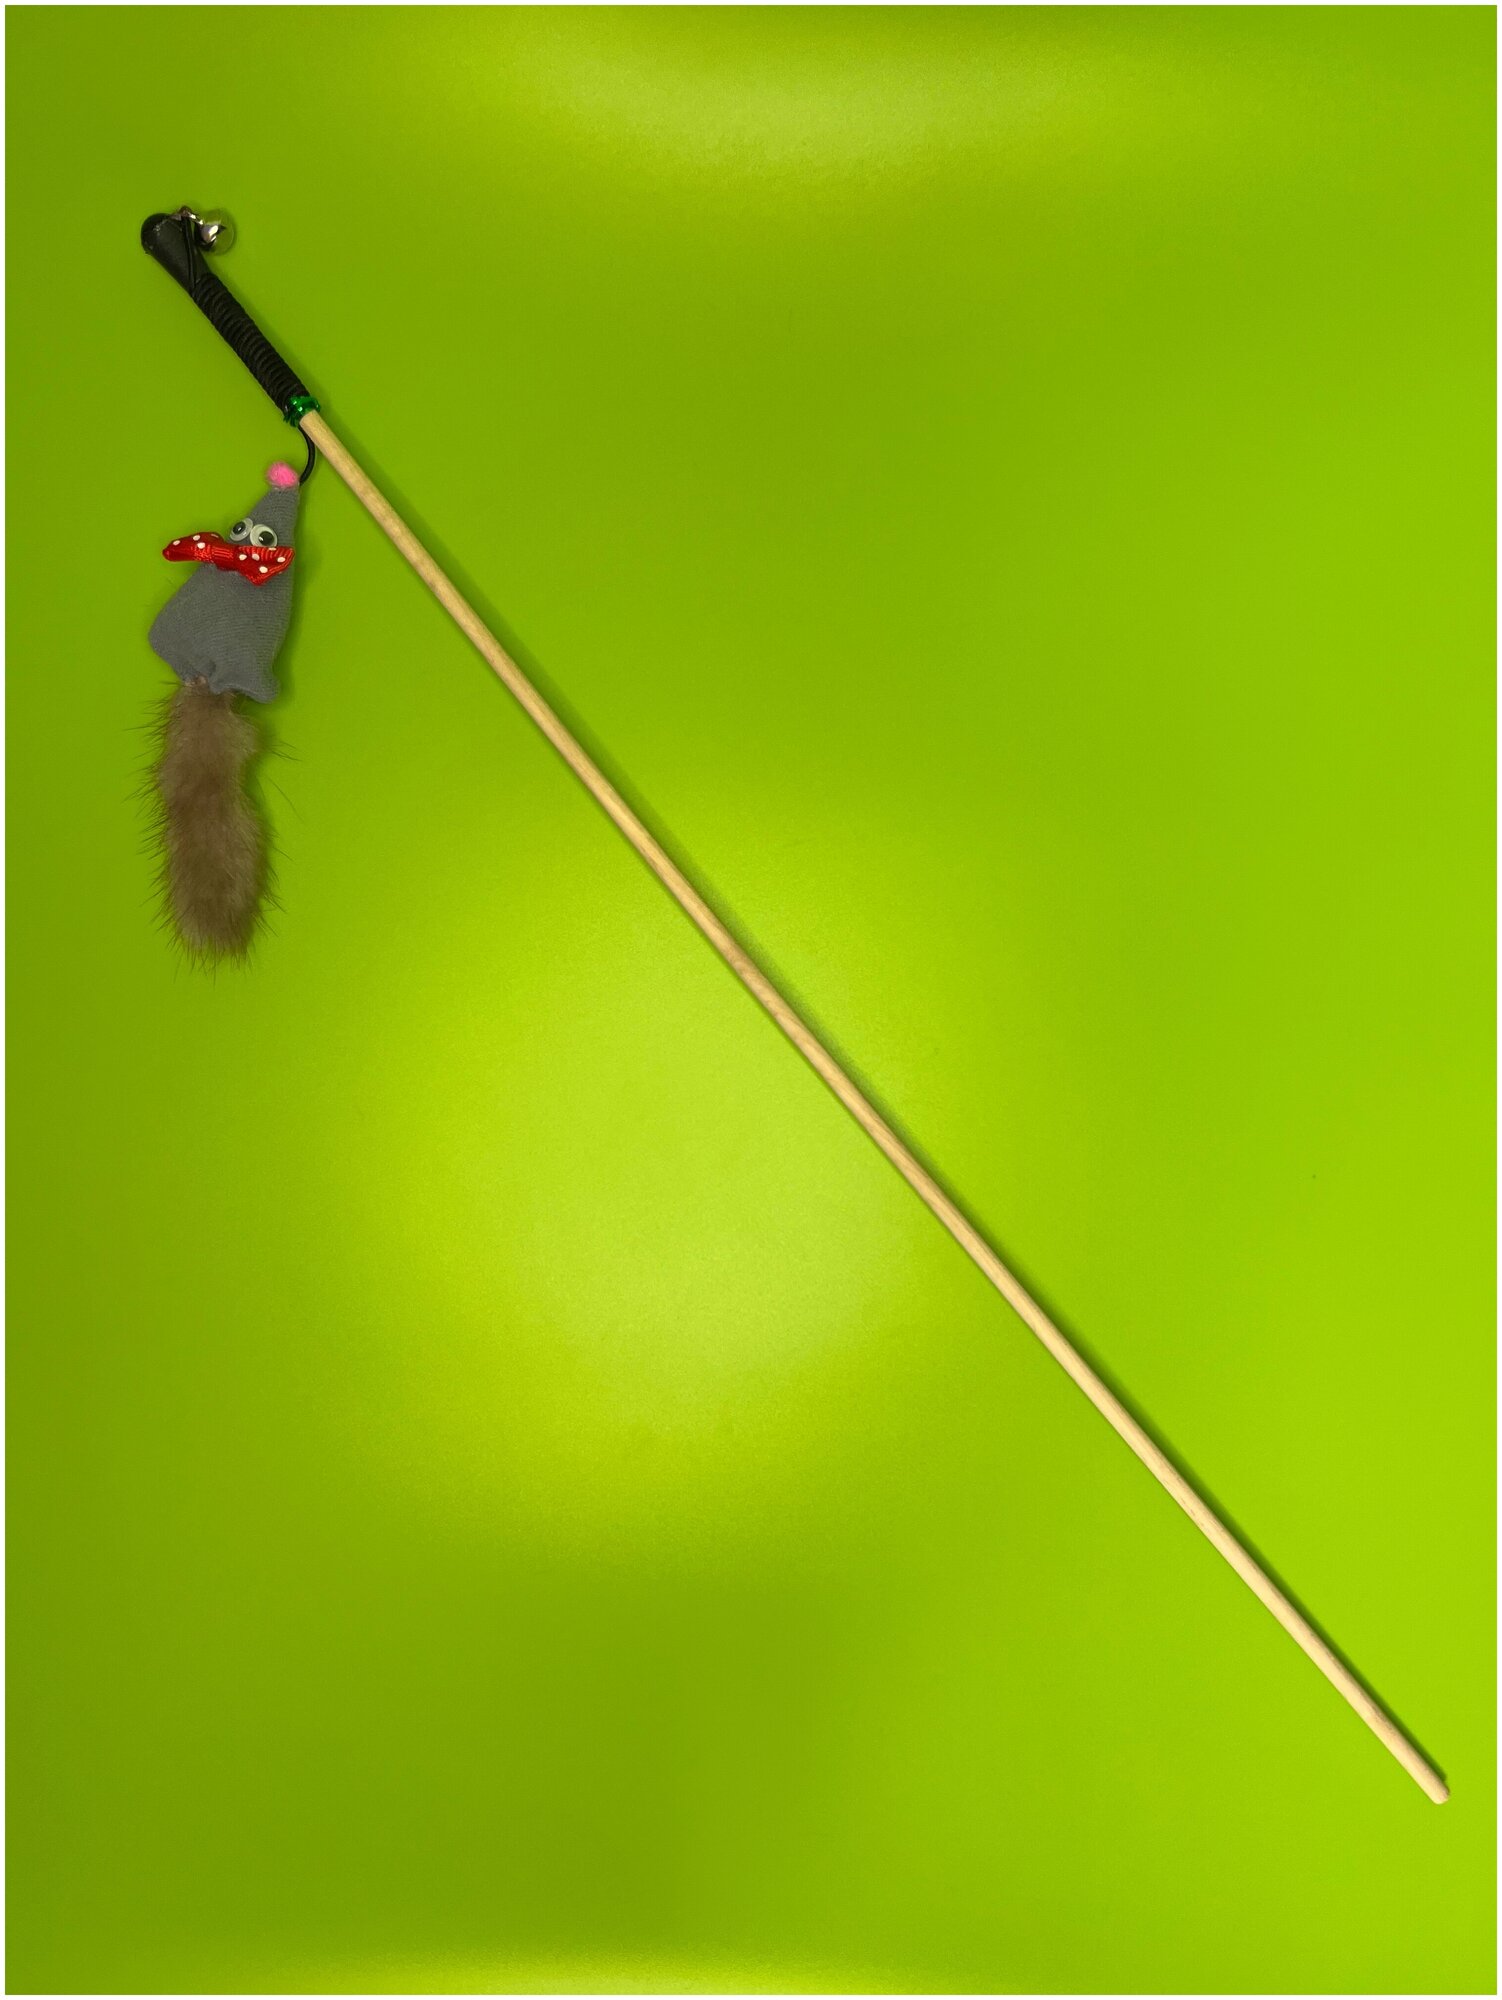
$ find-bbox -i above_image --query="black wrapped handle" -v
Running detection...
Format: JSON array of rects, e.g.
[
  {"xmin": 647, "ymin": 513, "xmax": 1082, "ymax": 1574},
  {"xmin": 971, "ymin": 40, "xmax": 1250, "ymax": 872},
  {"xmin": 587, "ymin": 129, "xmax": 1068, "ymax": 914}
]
[{"xmin": 141, "ymin": 211, "xmax": 314, "ymax": 419}]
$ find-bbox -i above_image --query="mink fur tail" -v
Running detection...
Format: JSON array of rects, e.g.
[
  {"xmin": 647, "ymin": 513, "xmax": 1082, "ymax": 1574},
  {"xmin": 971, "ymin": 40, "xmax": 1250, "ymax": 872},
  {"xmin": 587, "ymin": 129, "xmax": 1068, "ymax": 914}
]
[{"xmin": 153, "ymin": 678, "xmax": 267, "ymax": 959}]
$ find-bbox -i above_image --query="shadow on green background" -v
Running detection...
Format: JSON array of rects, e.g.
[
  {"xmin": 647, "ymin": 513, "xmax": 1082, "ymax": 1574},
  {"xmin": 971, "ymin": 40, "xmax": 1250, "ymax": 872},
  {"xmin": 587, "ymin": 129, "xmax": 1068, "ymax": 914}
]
[{"xmin": 6, "ymin": 8, "xmax": 1494, "ymax": 1993}]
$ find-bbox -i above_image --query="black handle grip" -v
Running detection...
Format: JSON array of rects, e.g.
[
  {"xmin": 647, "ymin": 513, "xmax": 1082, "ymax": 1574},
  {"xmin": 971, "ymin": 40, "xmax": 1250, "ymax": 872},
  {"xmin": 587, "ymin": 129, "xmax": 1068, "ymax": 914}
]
[{"xmin": 141, "ymin": 211, "xmax": 315, "ymax": 419}]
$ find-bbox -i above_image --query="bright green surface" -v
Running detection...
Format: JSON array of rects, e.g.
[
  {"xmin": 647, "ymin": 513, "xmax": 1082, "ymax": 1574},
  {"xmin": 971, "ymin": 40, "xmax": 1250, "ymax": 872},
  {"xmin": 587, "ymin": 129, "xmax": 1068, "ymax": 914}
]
[{"xmin": 7, "ymin": 8, "xmax": 1494, "ymax": 1994}]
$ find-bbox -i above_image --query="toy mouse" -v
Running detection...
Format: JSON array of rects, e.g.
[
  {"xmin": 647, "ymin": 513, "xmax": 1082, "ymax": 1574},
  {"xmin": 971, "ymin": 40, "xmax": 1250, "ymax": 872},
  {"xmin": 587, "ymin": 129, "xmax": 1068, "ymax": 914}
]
[{"xmin": 149, "ymin": 461, "xmax": 300, "ymax": 958}]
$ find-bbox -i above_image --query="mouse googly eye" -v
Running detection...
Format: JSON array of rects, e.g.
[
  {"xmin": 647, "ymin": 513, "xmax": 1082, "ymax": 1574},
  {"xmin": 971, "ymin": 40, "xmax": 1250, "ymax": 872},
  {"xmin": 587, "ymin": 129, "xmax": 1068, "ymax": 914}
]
[
  {"xmin": 252, "ymin": 525, "xmax": 279, "ymax": 549},
  {"xmin": 228, "ymin": 519, "xmax": 252, "ymax": 543}
]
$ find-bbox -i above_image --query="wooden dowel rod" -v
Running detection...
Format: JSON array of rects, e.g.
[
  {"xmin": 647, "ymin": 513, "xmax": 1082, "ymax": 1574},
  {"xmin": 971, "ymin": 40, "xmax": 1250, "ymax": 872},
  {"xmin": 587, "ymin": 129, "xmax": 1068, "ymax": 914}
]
[{"xmin": 301, "ymin": 409, "xmax": 1447, "ymax": 1804}]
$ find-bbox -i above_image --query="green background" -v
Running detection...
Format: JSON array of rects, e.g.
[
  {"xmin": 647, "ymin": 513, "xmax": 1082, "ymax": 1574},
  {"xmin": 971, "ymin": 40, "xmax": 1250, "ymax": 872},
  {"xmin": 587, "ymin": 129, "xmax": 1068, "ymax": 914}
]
[{"xmin": 6, "ymin": 7, "xmax": 1494, "ymax": 1993}]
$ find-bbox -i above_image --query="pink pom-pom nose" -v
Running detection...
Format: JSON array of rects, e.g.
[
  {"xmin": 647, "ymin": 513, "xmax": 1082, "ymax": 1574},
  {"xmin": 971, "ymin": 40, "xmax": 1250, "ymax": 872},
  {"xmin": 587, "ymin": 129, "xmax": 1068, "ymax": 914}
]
[{"xmin": 265, "ymin": 461, "xmax": 299, "ymax": 489}]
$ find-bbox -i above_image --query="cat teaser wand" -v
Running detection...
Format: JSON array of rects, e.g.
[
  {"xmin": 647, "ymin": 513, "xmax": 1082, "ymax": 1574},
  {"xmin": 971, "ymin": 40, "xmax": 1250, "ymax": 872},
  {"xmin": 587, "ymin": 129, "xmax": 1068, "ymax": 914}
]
[{"xmin": 141, "ymin": 209, "xmax": 1447, "ymax": 1802}]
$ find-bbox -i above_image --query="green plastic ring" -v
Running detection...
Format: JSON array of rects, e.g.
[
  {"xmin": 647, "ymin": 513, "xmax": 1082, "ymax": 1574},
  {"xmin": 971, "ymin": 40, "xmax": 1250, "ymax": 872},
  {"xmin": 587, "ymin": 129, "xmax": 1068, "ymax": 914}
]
[{"xmin": 284, "ymin": 393, "xmax": 321, "ymax": 425}]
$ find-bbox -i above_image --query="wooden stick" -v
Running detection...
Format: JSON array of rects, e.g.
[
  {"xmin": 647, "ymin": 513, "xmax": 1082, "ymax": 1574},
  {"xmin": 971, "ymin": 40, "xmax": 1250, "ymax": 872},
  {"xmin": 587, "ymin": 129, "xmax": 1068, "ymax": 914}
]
[{"xmin": 301, "ymin": 408, "xmax": 1447, "ymax": 1804}]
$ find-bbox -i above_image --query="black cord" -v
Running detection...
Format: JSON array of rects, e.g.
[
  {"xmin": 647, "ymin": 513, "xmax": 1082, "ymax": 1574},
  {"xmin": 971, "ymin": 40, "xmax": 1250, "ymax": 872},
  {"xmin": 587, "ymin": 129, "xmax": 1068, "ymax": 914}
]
[
  {"xmin": 170, "ymin": 212, "xmax": 315, "ymax": 419},
  {"xmin": 143, "ymin": 213, "xmax": 320, "ymax": 483}
]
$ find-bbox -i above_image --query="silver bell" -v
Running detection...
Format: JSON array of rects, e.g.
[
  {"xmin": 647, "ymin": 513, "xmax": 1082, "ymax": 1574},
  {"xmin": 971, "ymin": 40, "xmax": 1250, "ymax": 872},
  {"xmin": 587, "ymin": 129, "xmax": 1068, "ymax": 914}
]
[{"xmin": 196, "ymin": 209, "xmax": 236, "ymax": 255}]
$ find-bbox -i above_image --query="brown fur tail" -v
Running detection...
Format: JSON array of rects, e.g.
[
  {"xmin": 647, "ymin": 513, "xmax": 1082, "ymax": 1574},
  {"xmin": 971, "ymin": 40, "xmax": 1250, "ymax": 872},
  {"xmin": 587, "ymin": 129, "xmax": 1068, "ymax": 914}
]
[{"xmin": 154, "ymin": 679, "xmax": 267, "ymax": 959}]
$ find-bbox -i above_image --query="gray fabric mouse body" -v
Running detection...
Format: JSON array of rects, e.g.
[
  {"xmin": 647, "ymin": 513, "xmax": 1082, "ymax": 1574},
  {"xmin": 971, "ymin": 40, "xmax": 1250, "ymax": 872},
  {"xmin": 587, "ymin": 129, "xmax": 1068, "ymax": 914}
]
[{"xmin": 149, "ymin": 462, "xmax": 301, "ymax": 703}]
